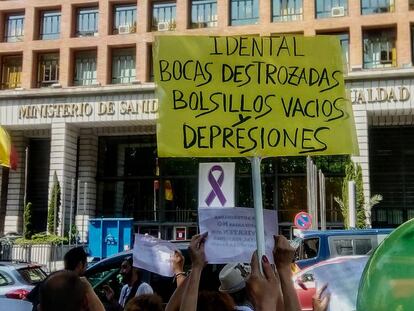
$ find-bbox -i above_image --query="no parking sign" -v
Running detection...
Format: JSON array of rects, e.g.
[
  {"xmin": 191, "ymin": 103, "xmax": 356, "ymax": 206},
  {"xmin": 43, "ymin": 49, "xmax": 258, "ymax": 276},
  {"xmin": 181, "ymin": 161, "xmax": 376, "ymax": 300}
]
[{"xmin": 294, "ymin": 212, "xmax": 312, "ymax": 230}]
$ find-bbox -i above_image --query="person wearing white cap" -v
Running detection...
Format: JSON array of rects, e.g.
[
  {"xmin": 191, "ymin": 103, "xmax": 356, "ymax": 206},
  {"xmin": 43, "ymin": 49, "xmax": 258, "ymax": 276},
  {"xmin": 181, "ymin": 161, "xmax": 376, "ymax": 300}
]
[{"xmin": 219, "ymin": 263, "xmax": 254, "ymax": 311}]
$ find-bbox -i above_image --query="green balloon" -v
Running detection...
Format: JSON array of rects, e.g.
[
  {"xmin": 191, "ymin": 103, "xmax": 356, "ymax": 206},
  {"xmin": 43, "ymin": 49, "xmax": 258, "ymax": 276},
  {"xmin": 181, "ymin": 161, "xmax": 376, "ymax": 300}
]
[{"xmin": 357, "ymin": 219, "xmax": 414, "ymax": 311}]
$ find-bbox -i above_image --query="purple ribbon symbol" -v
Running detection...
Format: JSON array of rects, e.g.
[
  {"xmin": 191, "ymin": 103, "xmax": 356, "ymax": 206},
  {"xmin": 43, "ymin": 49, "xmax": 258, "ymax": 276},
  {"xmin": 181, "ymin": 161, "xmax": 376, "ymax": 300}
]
[{"xmin": 205, "ymin": 165, "xmax": 227, "ymax": 207}]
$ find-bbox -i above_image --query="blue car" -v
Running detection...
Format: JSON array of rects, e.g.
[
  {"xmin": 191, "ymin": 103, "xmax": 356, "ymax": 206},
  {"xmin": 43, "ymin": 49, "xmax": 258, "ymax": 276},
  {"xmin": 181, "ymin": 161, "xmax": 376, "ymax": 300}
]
[{"xmin": 292, "ymin": 229, "xmax": 393, "ymax": 269}]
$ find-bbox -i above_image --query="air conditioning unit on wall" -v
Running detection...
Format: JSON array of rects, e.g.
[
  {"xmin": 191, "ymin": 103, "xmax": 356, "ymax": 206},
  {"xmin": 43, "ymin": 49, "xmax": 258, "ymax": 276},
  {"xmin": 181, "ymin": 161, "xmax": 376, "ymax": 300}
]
[
  {"xmin": 331, "ymin": 6, "xmax": 345, "ymax": 17},
  {"xmin": 157, "ymin": 22, "xmax": 170, "ymax": 31},
  {"xmin": 118, "ymin": 25, "xmax": 131, "ymax": 34}
]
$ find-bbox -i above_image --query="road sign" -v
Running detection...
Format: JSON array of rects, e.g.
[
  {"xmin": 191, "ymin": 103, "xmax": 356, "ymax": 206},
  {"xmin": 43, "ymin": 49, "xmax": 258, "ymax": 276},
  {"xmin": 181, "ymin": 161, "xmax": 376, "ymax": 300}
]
[{"xmin": 294, "ymin": 212, "xmax": 312, "ymax": 230}]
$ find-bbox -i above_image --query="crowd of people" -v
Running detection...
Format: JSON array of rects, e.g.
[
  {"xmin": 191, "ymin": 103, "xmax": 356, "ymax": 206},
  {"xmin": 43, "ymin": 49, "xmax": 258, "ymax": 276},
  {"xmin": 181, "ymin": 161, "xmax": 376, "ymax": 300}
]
[{"xmin": 26, "ymin": 235, "xmax": 330, "ymax": 311}]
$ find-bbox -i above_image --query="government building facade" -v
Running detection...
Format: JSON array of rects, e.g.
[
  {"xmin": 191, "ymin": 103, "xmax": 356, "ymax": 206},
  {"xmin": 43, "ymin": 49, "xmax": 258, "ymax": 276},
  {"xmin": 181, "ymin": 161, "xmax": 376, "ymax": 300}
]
[{"xmin": 0, "ymin": 0, "xmax": 414, "ymax": 240}]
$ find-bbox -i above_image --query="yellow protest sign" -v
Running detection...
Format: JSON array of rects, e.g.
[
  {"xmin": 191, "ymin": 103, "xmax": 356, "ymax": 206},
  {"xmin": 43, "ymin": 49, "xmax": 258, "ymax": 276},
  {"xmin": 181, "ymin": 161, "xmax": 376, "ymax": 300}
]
[{"xmin": 155, "ymin": 35, "xmax": 358, "ymax": 157}]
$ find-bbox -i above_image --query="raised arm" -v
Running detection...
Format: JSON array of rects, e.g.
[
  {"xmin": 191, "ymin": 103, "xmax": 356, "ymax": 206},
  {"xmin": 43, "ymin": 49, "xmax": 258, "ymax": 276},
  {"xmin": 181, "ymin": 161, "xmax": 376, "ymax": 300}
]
[
  {"xmin": 172, "ymin": 250, "xmax": 186, "ymax": 287},
  {"xmin": 313, "ymin": 284, "xmax": 330, "ymax": 311},
  {"xmin": 274, "ymin": 235, "xmax": 302, "ymax": 311},
  {"xmin": 246, "ymin": 251, "xmax": 284, "ymax": 311},
  {"xmin": 165, "ymin": 274, "xmax": 189, "ymax": 311},
  {"xmin": 179, "ymin": 233, "xmax": 208, "ymax": 311},
  {"xmin": 80, "ymin": 277, "xmax": 106, "ymax": 311}
]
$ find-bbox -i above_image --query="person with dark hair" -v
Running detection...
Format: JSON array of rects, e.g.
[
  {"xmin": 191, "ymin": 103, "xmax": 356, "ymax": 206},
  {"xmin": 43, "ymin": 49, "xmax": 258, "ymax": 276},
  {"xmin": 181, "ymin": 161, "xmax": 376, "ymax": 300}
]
[
  {"xmin": 64, "ymin": 246, "xmax": 88, "ymax": 275},
  {"xmin": 166, "ymin": 232, "xmax": 235, "ymax": 311},
  {"xmin": 27, "ymin": 246, "xmax": 88, "ymax": 311},
  {"xmin": 103, "ymin": 256, "xmax": 153, "ymax": 310},
  {"xmin": 38, "ymin": 270, "xmax": 105, "ymax": 311},
  {"xmin": 124, "ymin": 294, "xmax": 163, "ymax": 311},
  {"xmin": 197, "ymin": 290, "xmax": 235, "ymax": 311}
]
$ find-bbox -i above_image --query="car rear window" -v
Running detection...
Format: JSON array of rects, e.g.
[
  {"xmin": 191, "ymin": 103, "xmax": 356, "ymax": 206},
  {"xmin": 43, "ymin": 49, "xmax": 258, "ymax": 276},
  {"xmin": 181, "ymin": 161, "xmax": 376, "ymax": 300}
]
[
  {"xmin": 18, "ymin": 267, "xmax": 47, "ymax": 284},
  {"xmin": 0, "ymin": 271, "xmax": 13, "ymax": 286}
]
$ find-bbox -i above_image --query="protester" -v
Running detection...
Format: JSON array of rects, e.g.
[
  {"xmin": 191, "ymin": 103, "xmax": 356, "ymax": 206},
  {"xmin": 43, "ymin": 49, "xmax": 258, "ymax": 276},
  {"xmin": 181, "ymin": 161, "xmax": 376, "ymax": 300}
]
[
  {"xmin": 124, "ymin": 294, "xmax": 163, "ymax": 311},
  {"xmin": 274, "ymin": 235, "xmax": 302, "ymax": 311},
  {"xmin": 64, "ymin": 245, "xmax": 88, "ymax": 275},
  {"xmin": 197, "ymin": 290, "xmax": 235, "ymax": 311},
  {"xmin": 312, "ymin": 284, "xmax": 330, "ymax": 311},
  {"xmin": 27, "ymin": 246, "xmax": 88, "ymax": 311},
  {"xmin": 103, "ymin": 256, "xmax": 153, "ymax": 310},
  {"xmin": 245, "ymin": 250, "xmax": 284, "ymax": 311},
  {"xmin": 218, "ymin": 263, "xmax": 254, "ymax": 311},
  {"xmin": 172, "ymin": 250, "xmax": 186, "ymax": 287},
  {"xmin": 38, "ymin": 270, "xmax": 105, "ymax": 311},
  {"xmin": 172, "ymin": 232, "xmax": 235, "ymax": 311}
]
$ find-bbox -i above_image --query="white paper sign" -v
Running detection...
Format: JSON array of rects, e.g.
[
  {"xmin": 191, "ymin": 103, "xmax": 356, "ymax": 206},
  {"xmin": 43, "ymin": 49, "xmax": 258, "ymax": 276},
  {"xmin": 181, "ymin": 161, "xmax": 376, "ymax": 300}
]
[
  {"xmin": 132, "ymin": 234, "xmax": 178, "ymax": 277},
  {"xmin": 199, "ymin": 162, "xmax": 235, "ymax": 208},
  {"xmin": 198, "ymin": 207, "xmax": 278, "ymax": 264},
  {"xmin": 312, "ymin": 257, "xmax": 369, "ymax": 311}
]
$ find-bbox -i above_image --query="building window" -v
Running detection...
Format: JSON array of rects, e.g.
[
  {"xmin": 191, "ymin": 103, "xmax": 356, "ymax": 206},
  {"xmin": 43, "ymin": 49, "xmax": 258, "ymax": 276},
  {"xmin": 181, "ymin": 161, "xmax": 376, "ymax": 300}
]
[
  {"xmin": 411, "ymin": 26, "xmax": 414, "ymax": 65},
  {"xmin": 37, "ymin": 53, "xmax": 59, "ymax": 87},
  {"xmin": 111, "ymin": 48, "xmax": 136, "ymax": 84},
  {"xmin": 319, "ymin": 32, "xmax": 350, "ymax": 69},
  {"xmin": 4, "ymin": 13, "xmax": 24, "ymax": 42},
  {"xmin": 152, "ymin": 2, "xmax": 177, "ymax": 31},
  {"xmin": 1, "ymin": 55, "xmax": 22, "ymax": 89},
  {"xmin": 148, "ymin": 44, "xmax": 154, "ymax": 82},
  {"xmin": 113, "ymin": 4, "xmax": 137, "ymax": 34},
  {"xmin": 337, "ymin": 33, "xmax": 350, "ymax": 69},
  {"xmin": 363, "ymin": 29, "xmax": 396, "ymax": 69},
  {"xmin": 39, "ymin": 10, "xmax": 61, "ymax": 40},
  {"xmin": 361, "ymin": 0, "xmax": 394, "ymax": 15},
  {"xmin": 273, "ymin": 0, "xmax": 303, "ymax": 22},
  {"xmin": 410, "ymin": 0, "xmax": 414, "ymax": 10},
  {"xmin": 73, "ymin": 51, "xmax": 97, "ymax": 86},
  {"xmin": 76, "ymin": 7, "xmax": 98, "ymax": 37},
  {"xmin": 315, "ymin": 0, "xmax": 348, "ymax": 18},
  {"xmin": 191, "ymin": 0, "xmax": 217, "ymax": 28},
  {"xmin": 230, "ymin": 0, "xmax": 259, "ymax": 25}
]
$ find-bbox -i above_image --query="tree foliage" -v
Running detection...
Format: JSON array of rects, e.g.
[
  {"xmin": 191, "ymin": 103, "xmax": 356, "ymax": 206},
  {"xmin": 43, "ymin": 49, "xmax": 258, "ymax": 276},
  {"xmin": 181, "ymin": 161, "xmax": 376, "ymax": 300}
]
[
  {"xmin": 23, "ymin": 202, "xmax": 33, "ymax": 240},
  {"xmin": 47, "ymin": 172, "xmax": 61, "ymax": 235},
  {"xmin": 334, "ymin": 161, "xmax": 365, "ymax": 228}
]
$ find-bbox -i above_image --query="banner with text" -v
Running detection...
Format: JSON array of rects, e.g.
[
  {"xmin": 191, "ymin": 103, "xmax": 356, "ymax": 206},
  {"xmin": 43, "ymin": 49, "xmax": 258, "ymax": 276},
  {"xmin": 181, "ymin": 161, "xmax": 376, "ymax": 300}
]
[
  {"xmin": 132, "ymin": 234, "xmax": 178, "ymax": 277},
  {"xmin": 199, "ymin": 162, "xmax": 235, "ymax": 208},
  {"xmin": 198, "ymin": 207, "xmax": 278, "ymax": 264},
  {"xmin": 154, "ymin": 35, "xmax": 358, "ymax": 157}
]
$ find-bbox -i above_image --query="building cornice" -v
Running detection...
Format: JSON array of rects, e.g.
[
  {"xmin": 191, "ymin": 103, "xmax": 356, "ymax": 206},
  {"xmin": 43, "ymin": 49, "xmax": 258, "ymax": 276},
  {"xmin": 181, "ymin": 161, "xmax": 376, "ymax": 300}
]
[
  {"xmin": 0, "ymin": 83, "xmax": 157, "ymax": 100},
  {"xmin": 345, "ymin": 68, "xmax": 414, "ymax": 82},
  {"xmin": 1, "ymin": 68, "xmax": 414, "ymax": 100}
]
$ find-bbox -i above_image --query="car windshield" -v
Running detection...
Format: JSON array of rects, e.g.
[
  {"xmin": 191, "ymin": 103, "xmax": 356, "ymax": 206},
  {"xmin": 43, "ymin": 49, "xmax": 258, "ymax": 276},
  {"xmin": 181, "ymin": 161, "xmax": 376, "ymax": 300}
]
[
  {"xmin": 18, "ymin": 267, "xmax": 47, "ymax": 284},
  {"xmin": 88, "ymin": 267, "xmax": 121, "ymax": 288},
  {"xmin": 291, "ymin": 237, "xmax": 302, "ymax": 249}
]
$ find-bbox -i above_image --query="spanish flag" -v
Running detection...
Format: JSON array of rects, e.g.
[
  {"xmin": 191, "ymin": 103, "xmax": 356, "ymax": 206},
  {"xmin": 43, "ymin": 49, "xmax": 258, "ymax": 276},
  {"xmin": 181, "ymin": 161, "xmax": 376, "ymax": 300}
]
[
  {"xmin": 165, "ymin": 180, "xmax": 173, "ymax": 201},
  {"xmin": 0, "ymin": 126, "xmax": 15, "ymax": 169}
]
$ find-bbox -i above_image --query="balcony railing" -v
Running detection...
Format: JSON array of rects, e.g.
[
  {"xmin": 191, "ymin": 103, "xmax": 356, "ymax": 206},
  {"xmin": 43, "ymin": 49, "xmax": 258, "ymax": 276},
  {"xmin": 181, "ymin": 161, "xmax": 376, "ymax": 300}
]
[{"xmin": 132, "ymin": 209, "xmax": 198, "ymax": 223}]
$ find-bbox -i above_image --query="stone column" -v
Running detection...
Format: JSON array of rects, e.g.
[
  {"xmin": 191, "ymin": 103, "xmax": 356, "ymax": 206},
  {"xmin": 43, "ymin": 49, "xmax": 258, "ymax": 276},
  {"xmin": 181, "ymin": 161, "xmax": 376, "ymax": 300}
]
[
  {"xmin": 351, "ymin": 106, "xmax": 370, "ymax": 206},
  {"xmin": 4, "ymin": 131, "xmax": 27, "ymax": 233},
  {"xmin": 76, "ymin": 128, "xmax": 98, "ymax": 242},
  {"xmin": 217, "ymin": 0, "xmax": 229, "ymax": 29},
  {"xmin": 49, "ymin": 122, "xmax": 79, "ymax": 236}
]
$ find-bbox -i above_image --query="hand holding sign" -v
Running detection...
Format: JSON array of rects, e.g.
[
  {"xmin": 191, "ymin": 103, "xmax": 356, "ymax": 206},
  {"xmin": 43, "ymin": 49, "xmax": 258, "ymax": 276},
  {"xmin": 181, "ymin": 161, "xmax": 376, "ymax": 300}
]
[
  {"xmin": 189, "ymin": 232, "xmax": 208, "ymax": 269},
  {"xmin": 132, "ymin": 234, "xmax": 178, "ymax": 277},
  {"xmin": 246, "ymin": 251, "xmax": 283, "ymax": 311}
]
